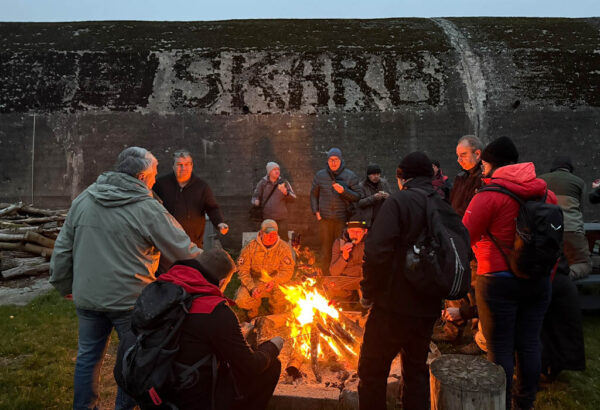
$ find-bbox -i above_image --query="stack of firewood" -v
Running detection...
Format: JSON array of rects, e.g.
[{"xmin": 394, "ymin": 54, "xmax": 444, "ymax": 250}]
[{"xmin": 0, "ymin": 202, "xmax": 67, "ymax": 280}]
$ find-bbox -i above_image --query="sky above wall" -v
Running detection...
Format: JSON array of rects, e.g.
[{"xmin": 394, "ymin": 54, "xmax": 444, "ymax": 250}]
[{"xmin": 3, "ymin": 0, "xmax": 600, "ymax": 22}]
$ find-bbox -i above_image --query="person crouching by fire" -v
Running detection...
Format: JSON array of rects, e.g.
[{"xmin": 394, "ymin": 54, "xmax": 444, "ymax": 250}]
[
  {"xmin": 323, "ymin": 220, "xmax": 368, "ymax": 303},
  {"xmin": 234, "ymin": 219, "xmax": 295, "ymax": 320}
]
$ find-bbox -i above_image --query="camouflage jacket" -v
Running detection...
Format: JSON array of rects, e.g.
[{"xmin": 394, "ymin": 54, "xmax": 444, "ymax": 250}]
[{"xmin": 237, "ymin": 237, "xmax": 295, "ymax": 292}]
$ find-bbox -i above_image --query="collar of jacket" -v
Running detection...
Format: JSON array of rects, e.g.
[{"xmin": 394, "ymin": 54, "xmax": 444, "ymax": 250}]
[
  {"xmin": 403, "ymin": 176, "xmax": 436, "ymax": 191},
  {"xmin": 327, "ymin": 160, "xmax": 346, "ymax": 178},
  {"xmin": 170, "ymin": 171, "xmax": 198, "ymax": 189},
  {"xmin": 467, "ymin": 161, "xmax": 483, "ymax": 176}
]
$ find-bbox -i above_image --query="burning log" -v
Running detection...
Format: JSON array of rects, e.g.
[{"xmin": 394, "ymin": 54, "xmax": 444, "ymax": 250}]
[
  {"xmin": 285, "ymin": 351, "xmax": 305, "ymax": 379},
  {"xmin": 310, "ymin": 322, "xmax": 321, "ymax": 383},
  {"xmin": 338, "ymin": 311, "xmax": 365, "ymax": 339}
]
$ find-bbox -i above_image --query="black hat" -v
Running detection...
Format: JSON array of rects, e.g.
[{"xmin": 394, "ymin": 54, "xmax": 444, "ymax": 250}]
[
  {"xmin": 481, "ymin": 137, "xmax": 519, "ymax": 168},
  {"xmin": 396, "ymin": 152, "xmax": 434, "ymax": 180},
  {"xmin": 431, "ymin": 160, "xmax": 441, "ymax": 168},
  {"xmin": 347, "ymin": 220, "xmax": 367, "ymax": 229},
  {"xmin": 366, "ymin": 163, "xmax": 382, "ymax": 175},
  {"xmin": 550, "ymin": 156, "xmax": 574, "ymax": 173}
]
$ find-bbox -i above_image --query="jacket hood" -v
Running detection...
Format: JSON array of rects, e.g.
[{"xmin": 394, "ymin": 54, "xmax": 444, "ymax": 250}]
[
  {"xmin": 87, "ymin": 171, "xmax": 153, "ymax": 207},
  {"xmin": 158, "ymin": 265, "xmax": 233, "ymax": 313},
  {"xmin": 483, "ymin": 162, "xmax": 547, "ymax": 199}
]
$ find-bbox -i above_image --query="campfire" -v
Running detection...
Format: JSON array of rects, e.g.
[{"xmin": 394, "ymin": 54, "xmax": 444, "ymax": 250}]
[{"xmin": 278, "ymin": 278, "xmax": 364, "ymax": 382}]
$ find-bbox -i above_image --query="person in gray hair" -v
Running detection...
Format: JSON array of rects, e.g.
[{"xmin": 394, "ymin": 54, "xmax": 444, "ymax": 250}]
[
  {"xmin": 50, "ymin": 146, "xmax": 202, "ymax": 410},
  {"xmin": 154, "ymin": 149, "xmax": 229, "ymax": 249}
]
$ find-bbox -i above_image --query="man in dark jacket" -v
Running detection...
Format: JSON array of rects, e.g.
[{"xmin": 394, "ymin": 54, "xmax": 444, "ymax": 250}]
[
  {"xmin": 357, "ymin": 164, "xmax": 391, "ymax": 228},
  {"xmin": 359, "ymin": 152, "xmax": 442, "ymax": 410},
  {"xmin": 310, "ymin": 148, "xmax": 361, "ymax": 274},
  {"xmin": 160, "ymin": 249, "xmax": 283, "ymax": 410},
  {"xmin": 435, "ymin": 135, "xmax": 484, "ymax": 346},
  {"xmin": 154, "ymin": 150, "xmax": 229, "ymax": 249}
]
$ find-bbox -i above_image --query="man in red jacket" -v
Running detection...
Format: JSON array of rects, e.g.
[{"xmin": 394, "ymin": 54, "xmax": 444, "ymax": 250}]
[{"xmin": 462, "ymin": 136, "xmax": 556, "ymax": 410}]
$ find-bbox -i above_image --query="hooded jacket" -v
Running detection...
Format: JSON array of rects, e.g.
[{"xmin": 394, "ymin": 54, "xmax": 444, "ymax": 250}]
[
  {"xmin": 539, "ymin": 169, "xmax": 585, "ymax": 233},
  {"xmin": 251, "ymin": 176, "xmax": 296, "ymax": 221},
  {"xmin": 361, "ymin": 176, "xmax": 444, "ymax": 317},
  {"xmin": 310, "ymin": 162, "xmax": 361, "ymax": 220},
  {"xmin": 154, "ymin": 172, "xmax": 224, "ymax": 246},
  {"xmin": 158, "ymin": 265, "xmax": 279, "ymax": 410},
  {"xmin": 50, "ymin": 171, "xmax": 201, "ymax": 311},
  {"xmin": 463, "ymin": 163, "xmax": 557, "ymax": 275}
]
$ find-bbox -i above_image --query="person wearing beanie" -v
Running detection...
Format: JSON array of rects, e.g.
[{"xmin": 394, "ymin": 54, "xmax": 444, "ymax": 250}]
[
  {"xmin": 310, "ymin": 147, "xmax": 361, "ymax": 274},
  {"xmin": 234, "ymin": 219, "xmax": 295, "ymax": 320},
  {"xmin": 157, "ymin": 249, "xmax": 284, "ymax": 410},
  {"xmin": 431, "ymin": 160, "xmax": 452, "ymax": 201},
  {"xmin": 251, "ymin": 161, "xmax": 296, "ymax": 239},
  {"xmin": 540, "ymin": 156, "xmax": 591, "ymax": 280},
  {"xmin": 359, "ymin": 151, "xmax": 444, "ymax": 410},
  {"xmin": 154, "ymin": 149, "xmax": 229, "ymax": 250},
  {"xmin": 357, "ymin": 163, "xmax": 391, "ymax": 228},
  {"xmin": 324, "ymin": 220, "xmax": 368, "ymax": 302},
  {"xmin": 462, "ymin": 138, "xmax": 558, "ymax": 410}
]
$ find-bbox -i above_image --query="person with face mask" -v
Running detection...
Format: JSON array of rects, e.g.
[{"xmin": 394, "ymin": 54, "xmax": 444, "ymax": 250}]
[
  {"xmin": 158, "ymin": 249, "xmax": 284, "ymax": 410},
  {"xmin": 234, "ymin": 219, "xmax": 295, "ymax": 320}
]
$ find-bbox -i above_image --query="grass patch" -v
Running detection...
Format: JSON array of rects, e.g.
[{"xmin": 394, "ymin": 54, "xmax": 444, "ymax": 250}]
[{"xmin": 1, "ymin": 290, "xmax": 599, "ymax": 409}]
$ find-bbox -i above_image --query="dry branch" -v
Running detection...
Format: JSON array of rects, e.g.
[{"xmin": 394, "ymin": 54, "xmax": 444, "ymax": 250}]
[
  {"xmin": 2, "ymin": 262, "xmax": 50, "ymax": 279},
  {"xmin": 1, "ymin": 256, "xmax": 47, "ymax": 271},
  {"xmin": 24, "ymin": 231, "xmax": 55, "ymax": 248},
  {"xmin": 0, "ymin": 233, "xmax": 26, "ymax": 242},
  {"xmin": 0, "ymin": 202, "xmax": 23, "ymax": 217},
  {"xmin": 23, "ymin": 243, "xmax": 53, "ymax": 258}
]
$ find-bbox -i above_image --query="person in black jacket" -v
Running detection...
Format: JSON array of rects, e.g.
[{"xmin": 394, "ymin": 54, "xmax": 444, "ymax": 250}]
[
  {"xmin": 154, "ymin": 150, "xmax": 229, "ymax": 249},
  {"xmin": 358, "ymin": 152, "xmax": 441, "ymax": 410},
  {"xmin": 160, "ymin": 249, "xmax": 284, "ymax": 410},
  {"xmin": 357, "ymin": 164, "xmax": 391, "ymax": 228},
  {"xmin": 310, "ymin": 147, "xmax": 361, "ymax": 274}
]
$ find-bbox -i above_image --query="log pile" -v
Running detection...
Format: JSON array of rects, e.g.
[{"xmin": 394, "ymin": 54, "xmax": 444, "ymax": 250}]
[{"xmin": 0, "ymin": 202, "xmax": 67, "ymax": 280}]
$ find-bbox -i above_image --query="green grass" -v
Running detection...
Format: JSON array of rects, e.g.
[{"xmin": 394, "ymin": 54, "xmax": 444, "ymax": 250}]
[{"xmin": 1, "ymin": 291, "xmax": 599, "ymax": 409}]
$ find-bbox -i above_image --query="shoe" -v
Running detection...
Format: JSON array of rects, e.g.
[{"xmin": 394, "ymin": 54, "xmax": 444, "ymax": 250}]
[{"xmin": 458, "ymin": 342, "xmax": 483, "ymax": 355}]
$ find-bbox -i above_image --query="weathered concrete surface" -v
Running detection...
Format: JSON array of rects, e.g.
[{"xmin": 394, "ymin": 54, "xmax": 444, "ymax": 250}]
[{"xmin": 1, "ymin": 19, "xmax": 599, "ymax": 248}]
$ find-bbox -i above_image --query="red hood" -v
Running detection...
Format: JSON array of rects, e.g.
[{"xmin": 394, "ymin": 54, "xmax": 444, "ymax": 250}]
[
  {"xmin": 482, "ymin": 162, "xmax": 548, "ymax": 199},
  {"xmin": 157, "ymin": 265, "xmax": 234, "ymax": 313}
]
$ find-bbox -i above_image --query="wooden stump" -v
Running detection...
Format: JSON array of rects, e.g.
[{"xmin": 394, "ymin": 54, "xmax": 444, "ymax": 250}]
[{"xmin": 430, "ymin": 354, "xmax": 505, "ymax": 410}]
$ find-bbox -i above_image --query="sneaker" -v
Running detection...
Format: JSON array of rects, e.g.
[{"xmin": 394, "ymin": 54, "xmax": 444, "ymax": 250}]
[{"xmin": 458, "ymin": 342, "xmax": 483, "ymax": 355}]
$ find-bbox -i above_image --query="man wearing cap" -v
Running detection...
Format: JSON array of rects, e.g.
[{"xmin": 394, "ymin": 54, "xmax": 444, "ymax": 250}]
[
  {"xmin": 359, "ymin": 152, "xmax": 442, "ymax": 410},
  {"xmin": 540, "ymin": 156, "xmax": 591, "ymax": 280},
  {"xmin": 154, "ymin": 149, "xmax": 229, "ymax": 249},
  {"xmin": 252, "ymin": 161, "xmax": 296, "ymax": 240},
  {"xmin": 234, "ymin": 219, "xmax": 295, "ymax": 320},
  {"xmin": 310, "ymin": 147, "xmax": 361, "ymax": 274},
  {"xmin": 357, "ymin": 164, "xmax": 391, "ymax": 228},
  {"xmin": 158, "ymin": 249, "xmax": 284, "ymax": 410},
  {"xmin": 323, "ymin": 220, "xmax": 368, "ymax": 302}
]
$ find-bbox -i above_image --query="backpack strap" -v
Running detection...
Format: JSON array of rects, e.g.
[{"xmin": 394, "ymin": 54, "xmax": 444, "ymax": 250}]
[
  {"xmin": 486, "ymin": 229, "xmax": 513, "ymax": 272},
  {"xmin": 477, "ymin": 184, "xmax": 525, "ymax": 206}
]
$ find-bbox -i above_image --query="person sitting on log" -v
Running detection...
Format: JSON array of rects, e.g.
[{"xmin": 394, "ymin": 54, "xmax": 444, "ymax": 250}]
[
  {"xmin": 323, "ymin": 220, "xmax": 368, "ymax": 303},
  {"xmin": 234, "ymin": 219, "xmax": 295, "ymax": 320}
]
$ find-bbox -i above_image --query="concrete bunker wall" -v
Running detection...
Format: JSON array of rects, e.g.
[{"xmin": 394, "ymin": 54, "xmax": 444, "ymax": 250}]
[{"xmin": 1, "ymin": 18, "xmax": 599, "ymax": 248}]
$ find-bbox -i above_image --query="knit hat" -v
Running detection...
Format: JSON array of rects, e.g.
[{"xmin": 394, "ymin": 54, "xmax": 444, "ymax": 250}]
[
  {"xmin": 550, "ymin": 156, "xmax": 574, "ymax": 173},
  {"xmin": 366, "ymin": 163, "xmax": 382, "ymax": 175},
  {"xmin": 396, "ymin": 152, "xmax": 434, "ymax": 180},
  {"xmin": 327, "ymin": 147, "xmax": 342, "ymax": 159},
  {"xmin": 481, "ymin": 137, "xmax": 519, "ymax": 168},
  {"xmin": 260, "ymin": 219, "xmax": 278, "ymax": 233},
  {"xmin": 347, "ymin": 220, "xmax": 367, "ymax": 229},
  {"xmin": 266, "ymin": 161, "xmax": 280, "ymax": 175}
]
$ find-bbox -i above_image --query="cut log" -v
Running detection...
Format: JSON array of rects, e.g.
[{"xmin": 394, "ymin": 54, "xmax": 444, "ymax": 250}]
[
  {"xmin": 310, "ymin": 322, "xmax": 321, "ymax": 383},
  {"xmin": 338, "ymin": 311, "xmax": 365, "ymax": 339},
  {"xmin": 285, "ymin": 352, "xmax": 305, "ymax": 379},
  {"xmin": 0, "ymin": 242, "xmax": 20, "ymax": 250},
  {"xmin": 24, "ymin": 231, "xmax": 55, "ymax": 248},
  {"xmin": 430, "ymin": 354, "xmax": 505, "ymax": 410},
  {"xmin": 2, "ymin": 262, "xmax": 50, "ymax": 279},
  {"xmin": 9, "ymin": 215, "xmax": 65, "ymax": 224},
  {"xmin": 1, "ymin": 250, "xmax": 39, "ymax": 259},
  {"xmin": 1, "ymin": 256, "xmax": 47, "ymax": 271},
  {"xmin": 23, "ymin": 243, "xmax": 53, "ymax": 258},
  {"xmin": 0, "ymin": 202, "xmax": 23, "ymax": 217},
  {"xmin": 0, "ymin": 233, "xmax": 26, "ymax": 241}
]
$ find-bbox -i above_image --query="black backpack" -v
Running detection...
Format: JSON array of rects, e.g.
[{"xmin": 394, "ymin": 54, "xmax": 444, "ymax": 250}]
[
  {"xmin": 478, "ymin": 184, "xmax": 563, "ymax": 279},
  {"xmin": 404, "ymin": 188, "xmax": 471, "ymax": 300},
  {"xmin": 114, "ymin": 281, "xmax": 217, "ymax": 410}
]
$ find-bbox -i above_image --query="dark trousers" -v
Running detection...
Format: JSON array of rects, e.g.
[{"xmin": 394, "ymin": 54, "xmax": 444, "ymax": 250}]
[
  {"xmin": 226, "ymin": 359, "xmax": 281, "ymax": 410},
  {"xmin": 319, "ymin": 218, "xmax": 346, "ymax": 275},
  {"xmin": 358, "ymin": 307, "xmax": 437, "ymax": 410},
  {"xmin": 476, "ymin": 275, "xmax": 551, "ymax": 410}
]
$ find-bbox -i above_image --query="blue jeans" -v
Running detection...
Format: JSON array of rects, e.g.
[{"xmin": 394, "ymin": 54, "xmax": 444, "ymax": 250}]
[
  {"xmin": 74, "ymin": 308, "xmax": 137, "ymax": 410},
  {"xmin": 476, "ymin": 275, "xmax": 551, "ymax": 410}
]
